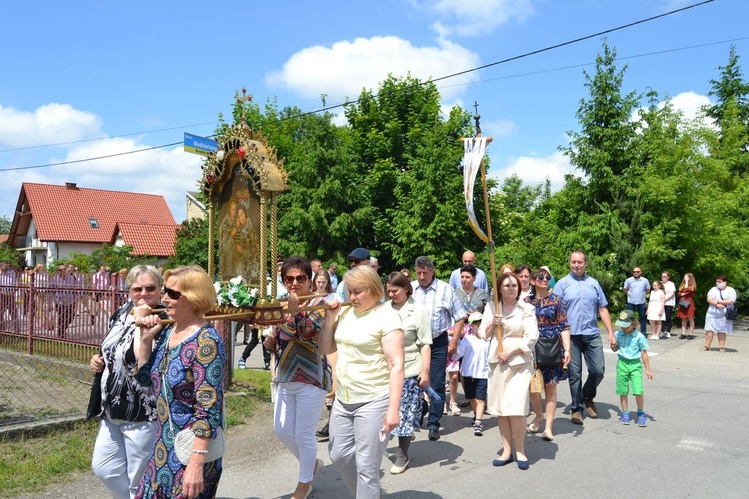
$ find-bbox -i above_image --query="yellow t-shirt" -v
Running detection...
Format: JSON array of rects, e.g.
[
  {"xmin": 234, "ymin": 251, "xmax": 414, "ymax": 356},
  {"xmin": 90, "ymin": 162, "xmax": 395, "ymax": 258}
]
[{"xmin": 334, "ymin": 302, "xmax": 403, "ymax": 404}]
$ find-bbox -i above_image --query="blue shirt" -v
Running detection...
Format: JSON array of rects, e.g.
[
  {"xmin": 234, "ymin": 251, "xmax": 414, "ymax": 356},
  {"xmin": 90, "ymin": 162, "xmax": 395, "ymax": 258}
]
[
  {"xmin": 623, "ymin": 276, "xmax": 650, "ymax": 305},
  {"xmin": 553, "ymin": 273, "xmax": 609, "ymax": 336},
  {"xmin": 449, "ymin": 267, "xmax": 489, "ymax": 292},
  {"xmin": 614, "ymin": 330, "xmax": 649, "ymax": 360},
  {"xmin": 412, "ymin": 278, "xmax": 468, "ymax": 338}
]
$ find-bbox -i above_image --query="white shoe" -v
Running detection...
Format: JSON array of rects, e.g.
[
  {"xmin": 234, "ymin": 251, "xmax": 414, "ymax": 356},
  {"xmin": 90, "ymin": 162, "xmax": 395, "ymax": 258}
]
[
  {"xmin": 649, "ymin": 335, "xmax": 659, "ymax": 340},
  {"xmin": 665, "ymin": 332, "xmax": 672, "ymax": 338}
]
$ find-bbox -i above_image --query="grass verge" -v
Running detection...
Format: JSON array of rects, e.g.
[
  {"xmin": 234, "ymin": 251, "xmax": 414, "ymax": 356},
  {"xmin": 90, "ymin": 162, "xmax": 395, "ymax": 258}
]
[{"xmin": 0, "ymin": 368, "xmax": 271, "ymax": 497}]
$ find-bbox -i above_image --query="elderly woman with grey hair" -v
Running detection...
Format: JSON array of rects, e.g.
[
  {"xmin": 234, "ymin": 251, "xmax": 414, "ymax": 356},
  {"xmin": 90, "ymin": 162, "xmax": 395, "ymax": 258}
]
[{"xmin": 88, "ymin": 265, "xmax": 168, "ymax": 499}]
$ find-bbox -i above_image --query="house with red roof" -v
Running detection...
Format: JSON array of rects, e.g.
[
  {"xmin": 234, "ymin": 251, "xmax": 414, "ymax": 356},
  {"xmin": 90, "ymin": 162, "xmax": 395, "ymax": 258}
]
[{"xmin": 7, "ymin": 182, "xmax": 179, "ymax": 267}]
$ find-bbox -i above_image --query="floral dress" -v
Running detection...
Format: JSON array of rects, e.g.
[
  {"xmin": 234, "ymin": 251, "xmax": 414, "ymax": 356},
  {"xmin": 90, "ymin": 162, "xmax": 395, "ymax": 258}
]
[
  {"xmin": 525, "ymin": 294, "xmax": 570, "ymax": 385},
  {"xmin": 135, "ymin": 324, "xmax": 226, "ymax": 499}
]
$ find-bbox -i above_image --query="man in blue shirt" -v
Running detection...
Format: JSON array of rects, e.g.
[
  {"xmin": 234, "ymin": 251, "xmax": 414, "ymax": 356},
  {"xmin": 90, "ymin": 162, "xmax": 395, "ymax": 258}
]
[
  {"xmin": 623, "ymin": 267, "xmax": 650, "ymax": 336},
  {"xmin": 448, "ymin": 250, "xmax": 489, "ymax": 292},
  {"xmin": 553, "ymin": 250, "xmax": 615, "ymax": 425}
]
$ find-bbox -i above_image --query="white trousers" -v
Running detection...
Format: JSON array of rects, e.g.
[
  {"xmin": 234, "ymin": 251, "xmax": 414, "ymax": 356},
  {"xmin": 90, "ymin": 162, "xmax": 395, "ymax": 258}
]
[
  {"xmin": 274, "ymin": 382, "xmax": 326, "ymax": 483},
  {"xmin": 328, "ymin": 394, "xmax": 389, "ymax": 499},
  {"xmin": 91, "ymin": 418, "xmax": 158, "ymax": 499}
]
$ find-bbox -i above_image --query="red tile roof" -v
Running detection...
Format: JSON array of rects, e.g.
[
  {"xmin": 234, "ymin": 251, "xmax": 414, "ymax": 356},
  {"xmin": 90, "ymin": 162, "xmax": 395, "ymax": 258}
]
[
  {"xmin": 115, "ymin": 223, "xmax": 178, "ymax": 257},
  {"xmin": 17, "ymin": 182, "xmax": 178, "ymax": 256}
]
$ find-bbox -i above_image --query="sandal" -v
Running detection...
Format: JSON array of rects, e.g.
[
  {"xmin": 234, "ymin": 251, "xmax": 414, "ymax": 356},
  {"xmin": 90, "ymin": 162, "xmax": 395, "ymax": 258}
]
[
  {"xmin": 450, "ymin": 402, "xmax": 461, "ymax": 416},
  {"xmin": 699, "ymin": 346, "xmax": 709, "ymax": 351},
  {"xmin": 527, "ymin": 422, "xmax": 541, "ymax": 433},
  {"xmin": 719, "ymin": 347, "xmax": 726, "ymax": 353}
]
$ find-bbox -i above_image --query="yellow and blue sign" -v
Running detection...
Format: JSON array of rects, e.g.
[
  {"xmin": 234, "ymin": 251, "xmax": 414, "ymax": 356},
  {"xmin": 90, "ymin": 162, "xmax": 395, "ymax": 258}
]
[{"xmin": 184, "ymin": 133, "xmax": 218, "ymax": 156}]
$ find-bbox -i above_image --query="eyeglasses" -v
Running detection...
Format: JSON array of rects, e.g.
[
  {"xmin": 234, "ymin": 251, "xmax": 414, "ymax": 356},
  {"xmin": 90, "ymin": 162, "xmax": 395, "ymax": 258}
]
[
  {"xmin": 348, "ymin": 258, "xmax": 362, "ymax": 265},
  {"xmin": 283, "ymin": 275, "xmax": 308, "ymax": 285},
  {"xmin": 131, "ymin": 285, "xmax": 157, "ymax": 293},
  {"xmin": 163, "ymin": 286, "xmax": 183, "ymax": 300},
  {"xmin": 535, "ymin": 275, "xmax": 551, "ymax": 281}
]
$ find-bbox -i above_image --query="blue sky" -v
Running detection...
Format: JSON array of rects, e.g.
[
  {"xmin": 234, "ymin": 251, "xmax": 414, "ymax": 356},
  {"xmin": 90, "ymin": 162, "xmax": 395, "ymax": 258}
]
[{"xmin": 1, "ymin": 0, "xmax": 746, "ymax": 224}]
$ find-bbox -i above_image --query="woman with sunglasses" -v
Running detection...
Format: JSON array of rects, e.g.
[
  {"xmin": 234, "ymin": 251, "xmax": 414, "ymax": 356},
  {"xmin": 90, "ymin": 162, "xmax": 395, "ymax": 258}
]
[
  {"xmin": 135, "ymin": 265, "xmax": 226, "ymax": 499},
  {"xmin": 525, "ymin": 268, "xmax": 571, "ymax": 442},
  {"xmin": 263, "ymin": 257, "xmax": 330, "ymax": 499},
  {"xmin": 88, "ymin": 265, "xmax": 168, "ymax": 499}
]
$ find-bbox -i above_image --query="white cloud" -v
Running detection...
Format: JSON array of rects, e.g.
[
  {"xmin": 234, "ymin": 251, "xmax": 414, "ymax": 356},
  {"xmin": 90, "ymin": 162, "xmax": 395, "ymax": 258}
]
[
  {"xmin": 55, "ymin": 138, "xmax": 203, "ymax": 222},
  {"xmin": 0, "ymin": 135, "xmax": 203, "ymax": 222},
  {"xmin": 266, "ymin": 36, "xmax": 481, "ymax": 103},
  {"xmin": 421, "ymin": 0, "xmax": 536, "ymax": 37},
  {"xmin": 490, "ymin": 150, "xmax": 573, "ymax": 191},
  {"xmin": 0, "ymin": 103, "xmax": 102, "ymax": 148},
  {"xmin": 667, "ymin": 91, "xmax": 711, "ymax": 121}
]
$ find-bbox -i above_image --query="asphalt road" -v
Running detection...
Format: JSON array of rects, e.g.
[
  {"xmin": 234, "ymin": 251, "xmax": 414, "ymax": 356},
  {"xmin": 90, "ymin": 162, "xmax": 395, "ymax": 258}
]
[
  {"xmin": 219, "ymin": 325, "xmax": 749, "ymax": 499},
  {"xmin": 22, "ymin": 325, "xmax": 749, "ymax": 498}
]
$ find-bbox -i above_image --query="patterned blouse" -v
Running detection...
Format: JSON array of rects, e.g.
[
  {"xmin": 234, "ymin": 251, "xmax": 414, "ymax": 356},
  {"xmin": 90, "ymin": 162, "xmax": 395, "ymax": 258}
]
[
  {"xmin": 96, "ymin": 302, "xmax": 166, "ymax": 421},
  {"xmin": 272, "ymin": 296, "xmax": 332, "ymax": 391}
]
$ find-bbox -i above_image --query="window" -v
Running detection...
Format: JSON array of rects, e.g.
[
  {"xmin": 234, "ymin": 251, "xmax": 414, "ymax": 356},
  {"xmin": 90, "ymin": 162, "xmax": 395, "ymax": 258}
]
[{"xmin": 89, "ymin": 218, "xmax": 99, "ymax": 229}]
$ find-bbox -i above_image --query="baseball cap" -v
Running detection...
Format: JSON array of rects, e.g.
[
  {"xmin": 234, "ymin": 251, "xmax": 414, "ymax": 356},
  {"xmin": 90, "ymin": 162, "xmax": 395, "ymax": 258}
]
[
  {"xmin": 348, "ymin": 247, "xmax": 371, "ymax": 260},
  {"xmin": 614, "ymin": 309, "xmax": 635, "ymax": 328},
  {"xmin": 468, "ymin": 312, "xmax": 483, "ymax": 324}
]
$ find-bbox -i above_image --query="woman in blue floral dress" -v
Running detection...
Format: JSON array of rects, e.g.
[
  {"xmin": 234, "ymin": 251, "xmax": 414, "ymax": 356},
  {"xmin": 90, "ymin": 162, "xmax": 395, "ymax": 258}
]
[
  {"xmin": 385, "ymin": 272, "xmax": 431, "ymax": 475},
  {"xmin": 135, "ymin": 266, "xmax": 226, "ymax": 499},
  {"xmin": 525, "ymin": 267, "xmax": 570, "ymax": 442}
]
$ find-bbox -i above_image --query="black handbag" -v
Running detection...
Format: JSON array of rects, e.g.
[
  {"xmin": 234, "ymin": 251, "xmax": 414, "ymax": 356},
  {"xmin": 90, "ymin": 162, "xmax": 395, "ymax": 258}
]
[
  {"xmin": 534, "ymin": 336, "xmax": 563, "ymax": 368},
  {"xmin": 86, "ymin": 370, "xmax": 103, "ymax": 420}
]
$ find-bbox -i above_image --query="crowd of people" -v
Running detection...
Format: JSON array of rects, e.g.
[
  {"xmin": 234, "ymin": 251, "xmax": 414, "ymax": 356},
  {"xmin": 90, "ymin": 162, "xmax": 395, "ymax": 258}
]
[{"xmin": 0, "ymin": 250, "xmax": 738, "ymax": 498}]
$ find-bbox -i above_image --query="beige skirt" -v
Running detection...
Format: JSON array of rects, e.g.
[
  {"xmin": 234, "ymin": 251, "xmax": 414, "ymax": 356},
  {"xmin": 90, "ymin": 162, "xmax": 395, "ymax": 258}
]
[{"xmin": 487, "ymin": 360, "xmax": 532, "ymax": 416}]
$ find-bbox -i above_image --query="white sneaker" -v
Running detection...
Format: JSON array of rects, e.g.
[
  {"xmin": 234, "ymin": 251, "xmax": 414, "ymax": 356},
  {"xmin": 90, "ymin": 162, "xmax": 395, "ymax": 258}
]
[
  {"xmin": 649, "ymin": 335, "xmax": 659, "ymax": 340},
  {"xmin": 665, "ymin": 332, "xmax": 672, "ymax": 338}
]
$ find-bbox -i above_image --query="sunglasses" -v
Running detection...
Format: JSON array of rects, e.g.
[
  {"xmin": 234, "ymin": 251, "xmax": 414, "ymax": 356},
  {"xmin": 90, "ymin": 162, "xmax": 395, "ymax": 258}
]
[
  {"xmin": 283, "ymin": 275, "xmax": 308, "ymax": 285},
  {"xmin": 535, "ymin": 275, "xmax": 551, "ymax": 281},
  {"xmin": 348, "ymin": 258, "xmax": 362, "ymax": 265},
  {"xmin": 131, "ymin": 285, "xmax": 158, "ymax": 293},
  {"xmin": 163, "ymin": 286, "xmax": 183, "ymax": 300}
]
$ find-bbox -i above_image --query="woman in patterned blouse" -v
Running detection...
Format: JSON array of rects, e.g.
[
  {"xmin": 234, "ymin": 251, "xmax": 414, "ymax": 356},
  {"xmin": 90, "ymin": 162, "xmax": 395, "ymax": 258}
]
[
  {"xmin": 89, "ymin": 265, "xmax": 166, "ymax": 499},
  {"xmin": 264, "ymin": 256, "xmax": 331, "ymax": 499},
  {"xmin": 136, "ymin": 266, "xmax": 226, "ymax": 499}
]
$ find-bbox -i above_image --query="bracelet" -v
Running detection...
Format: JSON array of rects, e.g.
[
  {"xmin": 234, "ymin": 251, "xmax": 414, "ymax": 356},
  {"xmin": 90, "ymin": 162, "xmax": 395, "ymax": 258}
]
[{"xmin": 192, "ymin": 449, "xmax": 209, "ymax": 455}]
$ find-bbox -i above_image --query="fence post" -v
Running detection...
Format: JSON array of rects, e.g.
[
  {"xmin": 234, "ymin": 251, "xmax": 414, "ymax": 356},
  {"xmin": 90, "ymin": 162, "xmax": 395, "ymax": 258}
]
[{"xmin": 27, "ymin": 273, "xmax": 36, "ymax": 355}]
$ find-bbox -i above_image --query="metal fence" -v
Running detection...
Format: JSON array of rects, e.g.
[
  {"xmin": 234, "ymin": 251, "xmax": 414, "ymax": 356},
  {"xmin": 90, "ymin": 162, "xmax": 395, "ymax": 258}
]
[{"xmin": 0, "ymin": 272, "xmax": 231, "ymax": 430}]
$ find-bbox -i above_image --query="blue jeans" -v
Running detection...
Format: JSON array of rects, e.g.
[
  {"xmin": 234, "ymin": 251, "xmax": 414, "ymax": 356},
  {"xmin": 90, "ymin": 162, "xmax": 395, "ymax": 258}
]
[
  {"xmin": 627, "ymin": 302, "xmax": 647, "ymax": 335},
  {"xmin": 568, "ymin": 334, "xmax": 605, "ymax": 414},
  {"xmin": 427, "ymin": 331, "xmax": 448, "ymax": 431}
]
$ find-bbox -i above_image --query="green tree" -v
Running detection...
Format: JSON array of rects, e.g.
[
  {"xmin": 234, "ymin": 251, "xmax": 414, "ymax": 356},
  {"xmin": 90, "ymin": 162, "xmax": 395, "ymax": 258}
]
[
  {"xmin": 167, "ymin": 217, "xmax": 216, "ymax": 272},
  {"xmin": 0, "ymin": 216, "xmax": 11, "ymax": 234},
  {"xmin": 344, "ymin": 75, "xmax": 476, "ymax": 273}
]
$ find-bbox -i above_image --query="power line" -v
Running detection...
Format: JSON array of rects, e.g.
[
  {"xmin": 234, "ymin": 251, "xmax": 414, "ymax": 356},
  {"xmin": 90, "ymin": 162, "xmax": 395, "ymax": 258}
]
[
  {"xmin": 0, "ymin": 0, "xmax": 719, "ymax": 173},
  {"xmin": 0, "ymin": 121, "xmax": 217, "ymax": 153}
]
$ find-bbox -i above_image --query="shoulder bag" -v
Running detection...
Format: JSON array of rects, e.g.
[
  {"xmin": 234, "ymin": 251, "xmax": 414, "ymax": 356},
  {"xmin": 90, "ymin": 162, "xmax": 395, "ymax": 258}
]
[
  {"xmin": 534, "ymin": 336, "xmax": 563, "ymax": 368},
  {"xmin": 678, "ymin": 297, "xmax": 691, "ymax": 308},
  {"xmin": 720, "ymin": 290, "xmax": 738, "ymax": 321}
]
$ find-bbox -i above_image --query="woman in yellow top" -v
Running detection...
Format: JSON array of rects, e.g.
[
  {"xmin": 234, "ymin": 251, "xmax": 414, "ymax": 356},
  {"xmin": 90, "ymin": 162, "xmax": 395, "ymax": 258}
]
[
  {"xmin": 319, "ymin": 265, "xmax": 405, "ymax": 499},
  {"xmin": 479, "ymin": 272, "xmax": 538, "ymax": 470}
]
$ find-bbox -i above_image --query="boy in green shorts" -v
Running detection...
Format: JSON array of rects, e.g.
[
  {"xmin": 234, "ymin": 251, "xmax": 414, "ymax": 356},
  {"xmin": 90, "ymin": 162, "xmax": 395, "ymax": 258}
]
[{"xmin": 611, "ymin": 309, "xmax": 654, "ymax": 427}]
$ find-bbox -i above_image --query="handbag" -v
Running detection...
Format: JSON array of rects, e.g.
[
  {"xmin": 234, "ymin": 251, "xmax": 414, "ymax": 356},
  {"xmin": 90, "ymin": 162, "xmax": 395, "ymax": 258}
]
[
  {"xmin": 530, "ymin": 369, "xmax": 543, "ymax": 394},
  {"xmin": 678, "ymin": 298, "xmax": 690, "ymax": 308},
  {"xmin": 720, "ymin": 290, "xmax": 738, "ymax": 321},
  {"xmin": 534, "ymin": 337, "xmax": 563, "ymax": 368}
]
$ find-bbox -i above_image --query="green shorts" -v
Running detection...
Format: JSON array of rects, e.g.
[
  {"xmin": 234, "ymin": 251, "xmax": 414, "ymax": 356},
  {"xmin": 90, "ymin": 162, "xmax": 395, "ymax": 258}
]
[{"xmin": 616, "ymin": 358, "xmax": 643, "ymax": 396}]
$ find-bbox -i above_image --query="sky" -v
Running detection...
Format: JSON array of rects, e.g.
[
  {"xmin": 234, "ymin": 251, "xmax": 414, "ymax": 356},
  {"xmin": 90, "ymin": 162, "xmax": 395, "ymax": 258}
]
[{"xmin": 1, "ymin": 0, "xmax": 747, "ymax": 225}]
